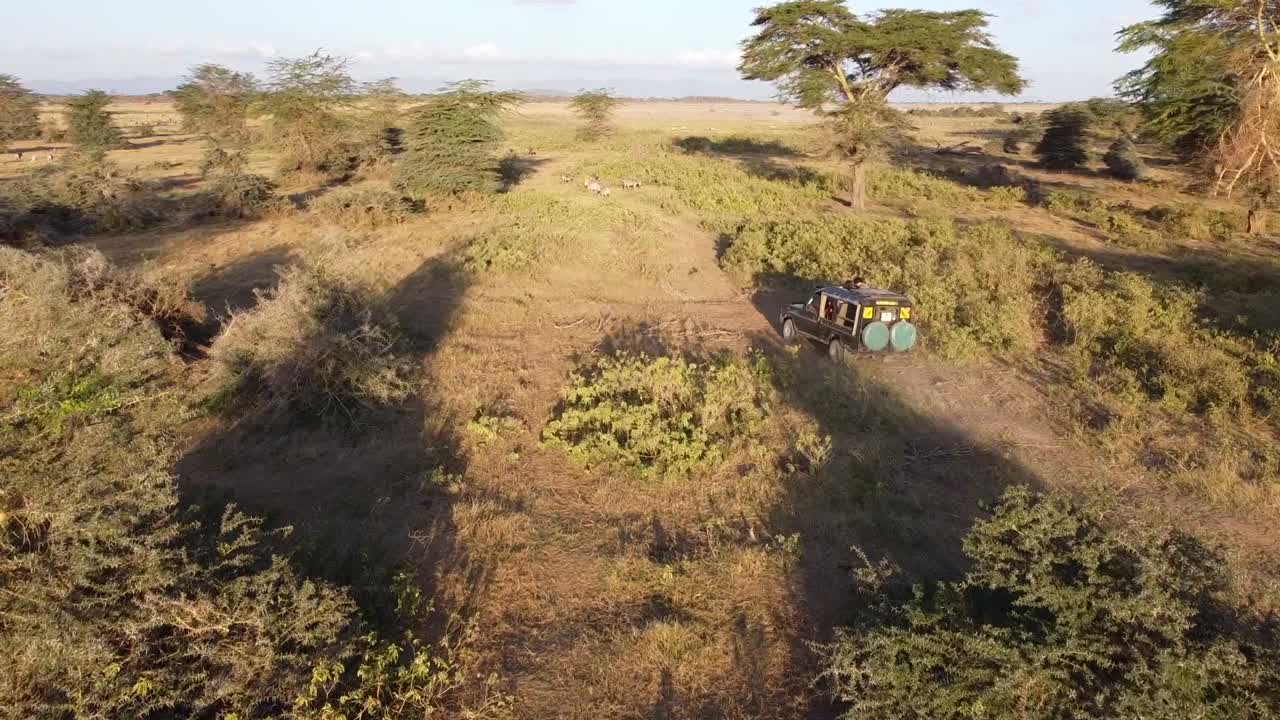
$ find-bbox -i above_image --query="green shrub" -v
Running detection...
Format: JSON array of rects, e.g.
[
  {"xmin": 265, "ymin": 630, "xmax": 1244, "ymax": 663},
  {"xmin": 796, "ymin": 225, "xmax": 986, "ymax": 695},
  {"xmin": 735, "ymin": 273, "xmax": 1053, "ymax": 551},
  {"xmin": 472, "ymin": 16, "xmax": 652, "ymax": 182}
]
[
  {"xmin": 1036, "ymin": 106, "xmax": 1090, "ymax": 170},
  {"xmin": 311, "ymin": 186, "xmax": 416, "ymax": 229},
  {"xmin": 206, "ymin": 171, "xmax": 279, "ymax": 218},
  {"xmin": 209, "ymin": 251, "xmax": 415, "ymax": 423},
  {"xmin": 574, "ymin": 149, "xmax": 831, "ymax": 232},
  {"xmin": 722, "ymin": 216, "xmax": 1050, "ymax": 358},
  {"xmin": 826, "ymin": 486, "xmax": 1280, "ymax": 720},
  {"xmin": 1054, "ymin": 261, "xmax": 1250, "ymax": 417},
  {"xmin": 65, "ymin": 90, "xmax": 125, "ymax": 153},
  {"xmin": 459, "ymin": 191, "xmax": 651, "ymax": 274},
  {"xmin": 0, "ymin": 247, "xmax": 363, "ymax": 718},
  {"xmin": 1043, "ymin": 190, "xmax": 1160, "ymax": 248},
  {"xmin": 198, "ymin": 145, "xmax": 248, "ymax": 177},
  {"xmin": 542, "ymin": 353, "xmax": 770, "ymax": 479},
  {"xmin": 1103, "ymin": 137, "xmax": 1147, "ymax": 180},
  {"xmin": 0, "ymin": 155, "xmax": 157, "ymax": 239},
  {"xmin": 869, "ymin": 166, "xmax": 1022, "ymax": 208},
  {"xmin": 1143, "ymin": 204, "xmax": 1242, "ymax": 241}
]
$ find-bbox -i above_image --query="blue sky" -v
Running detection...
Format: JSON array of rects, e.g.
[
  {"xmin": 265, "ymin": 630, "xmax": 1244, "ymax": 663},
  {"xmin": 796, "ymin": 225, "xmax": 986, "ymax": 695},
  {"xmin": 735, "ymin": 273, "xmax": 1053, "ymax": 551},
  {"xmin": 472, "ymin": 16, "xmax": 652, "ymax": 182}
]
[{"xmin": 5, "ymin": 0, "xmax": 1157, "ymax": 100}]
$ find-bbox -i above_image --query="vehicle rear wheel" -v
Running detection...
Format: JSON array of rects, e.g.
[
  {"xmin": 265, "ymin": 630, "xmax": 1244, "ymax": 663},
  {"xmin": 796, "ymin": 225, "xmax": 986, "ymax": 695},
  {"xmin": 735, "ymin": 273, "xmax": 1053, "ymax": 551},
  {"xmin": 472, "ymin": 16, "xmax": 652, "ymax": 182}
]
[
  {"xmin": 781, "ymin": 318, "xmax": 797, "ymax": 344},
  {"xmin": 827, "ymin": 337, "xmax": 846, "ymax": 362}
]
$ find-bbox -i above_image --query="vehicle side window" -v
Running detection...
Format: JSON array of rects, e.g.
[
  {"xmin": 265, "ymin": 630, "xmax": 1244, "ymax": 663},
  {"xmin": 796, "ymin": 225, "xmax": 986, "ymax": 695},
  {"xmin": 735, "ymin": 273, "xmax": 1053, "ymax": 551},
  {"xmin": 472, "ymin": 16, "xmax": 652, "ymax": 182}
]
[
  {"xmin": 806, "ymin": 292, "xmax": 822, "ymax": 311},
  {"xmin": 823, "ymin": 296, "xmax": 839, "ymax": 322}
]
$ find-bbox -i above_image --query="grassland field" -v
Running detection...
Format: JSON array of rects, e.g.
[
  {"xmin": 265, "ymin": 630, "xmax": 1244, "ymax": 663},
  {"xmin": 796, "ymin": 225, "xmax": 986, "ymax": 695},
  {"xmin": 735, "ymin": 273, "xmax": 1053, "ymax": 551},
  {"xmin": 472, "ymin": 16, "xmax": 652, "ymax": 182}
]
[{"xmin": 3, "ymin": 97, "xmax": 1279, "ymax": 719}]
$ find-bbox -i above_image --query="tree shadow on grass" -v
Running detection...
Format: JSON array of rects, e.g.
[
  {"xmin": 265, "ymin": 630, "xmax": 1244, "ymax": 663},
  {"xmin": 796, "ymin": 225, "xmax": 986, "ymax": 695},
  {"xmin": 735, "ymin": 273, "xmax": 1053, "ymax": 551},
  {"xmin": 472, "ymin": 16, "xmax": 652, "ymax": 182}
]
[
  {"xmin": 673, "ymin": 134, "xmax": 832, "ymax": 185},
  {"xmin": 190, "ymin": 244, "xmax": 297, "ymax": 316},
  {"xmin": 672, "ymin": 135, "xmax": 803, "ymax": 157},
  {"xmin": 177, "ymin": 247, "xmax": 495, "ymax": 631},
  {"xmin": 498, "ymin": 153, "xmax": 551, "ymax": 193}
]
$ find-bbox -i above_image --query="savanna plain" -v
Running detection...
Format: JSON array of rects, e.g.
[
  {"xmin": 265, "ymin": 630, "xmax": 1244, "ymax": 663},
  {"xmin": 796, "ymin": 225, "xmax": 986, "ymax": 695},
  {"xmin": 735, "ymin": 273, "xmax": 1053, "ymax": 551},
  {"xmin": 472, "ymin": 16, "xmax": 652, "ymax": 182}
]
[{"xmin": 3, "ymin": 64, "xmax": 1280, "ymax": 720}]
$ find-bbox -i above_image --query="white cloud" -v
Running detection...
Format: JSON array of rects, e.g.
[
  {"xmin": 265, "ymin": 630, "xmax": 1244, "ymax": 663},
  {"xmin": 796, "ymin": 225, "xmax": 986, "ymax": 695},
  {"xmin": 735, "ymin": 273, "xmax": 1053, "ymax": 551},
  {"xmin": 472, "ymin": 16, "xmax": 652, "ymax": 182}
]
[
  {"xmin": 463, "ymin": 42, "xmax": 501, "ymax": 60},
  {"xmin": 675, "ymin": 49, "xmax": 741, "ymax": 68},
  {"xmin": 247, "ymin": 42, "xmax": 277, "ymax": 58}
]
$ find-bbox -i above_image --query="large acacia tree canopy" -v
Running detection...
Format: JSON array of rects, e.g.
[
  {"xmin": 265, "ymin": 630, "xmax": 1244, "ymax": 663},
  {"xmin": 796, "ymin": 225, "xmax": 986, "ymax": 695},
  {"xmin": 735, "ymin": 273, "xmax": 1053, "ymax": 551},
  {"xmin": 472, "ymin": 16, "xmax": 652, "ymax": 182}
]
[{"xmin": 739, "ymin": 1, "xmax": 1026, "ymax": 108}]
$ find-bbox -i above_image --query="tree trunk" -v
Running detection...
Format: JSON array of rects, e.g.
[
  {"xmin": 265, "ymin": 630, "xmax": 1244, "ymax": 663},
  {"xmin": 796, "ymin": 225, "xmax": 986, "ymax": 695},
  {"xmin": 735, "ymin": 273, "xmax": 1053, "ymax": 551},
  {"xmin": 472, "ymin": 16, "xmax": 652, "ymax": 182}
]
[
  {"xmin": 1248, "ymin": 206, "xmax": 1267, "ymax": 236},
  {"xmin": 849, "ymin": 162, "xmax": 867, "ymax": 211}
]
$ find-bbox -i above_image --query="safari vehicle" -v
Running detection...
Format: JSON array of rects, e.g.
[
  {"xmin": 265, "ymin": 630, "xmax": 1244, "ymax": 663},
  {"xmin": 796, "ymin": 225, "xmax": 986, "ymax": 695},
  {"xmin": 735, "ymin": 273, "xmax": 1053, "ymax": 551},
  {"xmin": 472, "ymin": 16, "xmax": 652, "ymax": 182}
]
[{"xmin": 779, "ymin": 285, "xmax": 918, "ymax": 360}]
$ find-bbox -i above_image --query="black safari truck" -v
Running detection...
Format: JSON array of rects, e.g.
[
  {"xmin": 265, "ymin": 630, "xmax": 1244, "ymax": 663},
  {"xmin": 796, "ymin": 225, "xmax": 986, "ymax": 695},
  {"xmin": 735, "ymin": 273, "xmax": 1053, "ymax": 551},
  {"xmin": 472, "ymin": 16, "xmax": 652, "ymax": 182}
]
[{"xmin": 779, "ymin": 285, "xmax": 918, "ymax": 360}]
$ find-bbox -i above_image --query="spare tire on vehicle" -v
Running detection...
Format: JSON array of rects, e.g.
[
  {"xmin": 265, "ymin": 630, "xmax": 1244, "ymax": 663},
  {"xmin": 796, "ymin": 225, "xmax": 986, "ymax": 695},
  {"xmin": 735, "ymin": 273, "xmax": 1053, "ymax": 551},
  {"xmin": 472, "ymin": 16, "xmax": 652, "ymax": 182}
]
[
  {"xmin": 861, "ymin": 321, "xmax": 890, "ymax": 352},
  {"xmin": 890, "ymin": 321, "xmax": 918, "ymax": 352}
]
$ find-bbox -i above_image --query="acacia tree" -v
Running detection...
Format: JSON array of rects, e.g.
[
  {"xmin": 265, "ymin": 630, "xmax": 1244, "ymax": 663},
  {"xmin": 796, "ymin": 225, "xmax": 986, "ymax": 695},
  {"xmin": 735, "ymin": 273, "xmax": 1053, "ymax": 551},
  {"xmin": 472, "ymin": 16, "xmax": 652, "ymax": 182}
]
[
  {"xmin": 66, "ymin": 90, "xmax": 124, "ymax": 155},
  {"xmin": 0, "ymin": 74, "xmax": 40, "ymax": 152},
  {"xmin": 395, "ymin": 80, "xmax": 523, "ymax": 196},
  {"xmin": 259, "ymin": 51, "xmax": 356, "ymax": 175},
  {"xmin": 1118, "ymin": 0, "xmax": 1279, "ymax": 234},
  {"xmin": 171, "ymin": 64, "xmax": 257, "ymax": 142},
  {"xmin": 739, "ymin": 1, "xmax": 1025, "ymax": 209},
  {"xmin": 354, "ymin": 77, "xmax": 407, "ymax": 167},
  {"xmin": 170, "ymin": 64, "xmax": 258, "ymax": 177},
  {"xmin": 570, "ymin": 88, "xmax": 621, "ymax": 141}
]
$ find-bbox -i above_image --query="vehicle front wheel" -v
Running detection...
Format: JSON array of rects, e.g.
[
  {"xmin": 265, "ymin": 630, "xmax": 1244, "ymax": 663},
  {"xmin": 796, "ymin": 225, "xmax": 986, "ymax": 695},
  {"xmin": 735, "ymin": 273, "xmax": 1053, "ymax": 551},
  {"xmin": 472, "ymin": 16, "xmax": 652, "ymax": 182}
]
[
  {"xmin": 827, "ymin": 338, "xmax": 847, "ymax": 362},
  {"xmin": 781, "ymin": 318, "xmax": 797, "ymax": 344}
]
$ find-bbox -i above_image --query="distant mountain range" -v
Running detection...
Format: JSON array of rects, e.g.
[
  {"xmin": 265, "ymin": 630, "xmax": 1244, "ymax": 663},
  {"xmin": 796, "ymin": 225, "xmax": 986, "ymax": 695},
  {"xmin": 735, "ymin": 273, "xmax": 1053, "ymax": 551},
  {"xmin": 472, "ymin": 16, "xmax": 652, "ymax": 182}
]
[{"xmin": 29, "ymin": 76, "xmax": 1054, "ymax": 105}]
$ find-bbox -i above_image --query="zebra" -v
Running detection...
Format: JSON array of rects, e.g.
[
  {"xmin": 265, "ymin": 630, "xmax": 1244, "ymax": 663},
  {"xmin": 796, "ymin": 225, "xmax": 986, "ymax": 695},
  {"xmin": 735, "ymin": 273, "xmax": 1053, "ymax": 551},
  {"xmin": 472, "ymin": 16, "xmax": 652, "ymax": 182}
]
[
  {"xmin": 622, "ymin": 178, "xmax": 642, "ymax": 190},
  {"xmin": 560, "ymin": 174, "xmax": 575, "ymax": 184},
  {"xmin": 598, "ymin": 187, "xmax": 612, "ymax": 198},
  {"xmin": 586, "ymin": 179, "xmax": 604, "ymax": 195}
]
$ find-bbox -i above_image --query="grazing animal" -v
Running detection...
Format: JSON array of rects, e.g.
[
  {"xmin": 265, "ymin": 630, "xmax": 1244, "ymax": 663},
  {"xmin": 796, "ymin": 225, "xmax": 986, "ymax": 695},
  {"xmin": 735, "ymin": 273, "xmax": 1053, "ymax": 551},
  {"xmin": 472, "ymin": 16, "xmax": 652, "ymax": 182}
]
[
  {"xmin": 599, "ymin": 187, "xmax": 612, "ymax": 198},
  {"xmin": 622, "ymin": 178, "xmax": 642, "ymax": 190},
  {"xmin": 560, "ymin": 174, "xmax": 574, "ymax": 184},
  {"xmin": 586, "ymin": 179, "xmax": 604, "ymax": 195},
  {"xmin": 583, "ymin": 175, "xmax": 599, "ymax": 189},
  {"xmin": 14, "ymin": 151, "xmax": 22, "ymax": 162}
]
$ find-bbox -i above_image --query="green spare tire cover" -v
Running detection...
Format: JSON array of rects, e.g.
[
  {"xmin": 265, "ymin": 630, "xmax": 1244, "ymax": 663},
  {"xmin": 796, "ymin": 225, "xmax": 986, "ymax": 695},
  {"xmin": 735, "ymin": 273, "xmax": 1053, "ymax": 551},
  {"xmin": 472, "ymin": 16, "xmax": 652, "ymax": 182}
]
[
  {"xmin": 890, "ymin": 321, "xmax": 918, "ymax": 352},
  {"xmin": 861, "ymin": 321, "xmax": 890, "ymax": 352}
]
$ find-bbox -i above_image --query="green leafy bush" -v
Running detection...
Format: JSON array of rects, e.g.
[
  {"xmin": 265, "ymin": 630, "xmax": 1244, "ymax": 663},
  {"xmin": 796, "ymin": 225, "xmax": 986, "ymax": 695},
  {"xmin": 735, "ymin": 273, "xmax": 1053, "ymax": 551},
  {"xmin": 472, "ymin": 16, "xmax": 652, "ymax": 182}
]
[
  {"xmin": 1143, "ymin": 203, "xmax": 1242, "ymax": 242},
  {"xmin": 542, "ymin": 353, "xmax": 770, "ymax": 479},
  {"xmin": 869, "ymin": 166, "xmax": 1024, "ymax": 208},
  {"xmin": 1043, "ymin": 190, "xmax": 1160, "ymax": 248},
  {"xmin": 1054, "ymin": 260, "xmax": 1250, "ymax": 417},
  {"xmin": 311, "ymin": 186, "xmax": 417, "ymax": 229},
  {"xmin": 210, "ymin": 251, "xmax": 415, "ymax": 423},
  {"xmin": 1, "ymin": 155, "xmax": 159, "ymax": 242},
  {"xmin": 206, "ymin": 171, "xmax": 280, "ymax": 218},
  {"xmin": 0, "ymin": 247, "xmax": 362, "ymax": 718},
  {"xmin": 722, "ymin": 216, "xmax": 1050, "ymax": 358},
  {"xmin": 66, "ymin": 89, "xmax": 125, "ymax": 153},
  {"xmin": 1036, "ymin": 106, "xmax": 1090, "ymax": 170},
  {"xmin": 826, "ymin": 487, "xmax": 1280, "ymax": 720},
  {"xmin": 574, "ymin": 149, "xmax": 832, "ymax": 232},
  {"xmin": 1104, "ymin": 137, "xmax": 1147, "ymax": 180}
]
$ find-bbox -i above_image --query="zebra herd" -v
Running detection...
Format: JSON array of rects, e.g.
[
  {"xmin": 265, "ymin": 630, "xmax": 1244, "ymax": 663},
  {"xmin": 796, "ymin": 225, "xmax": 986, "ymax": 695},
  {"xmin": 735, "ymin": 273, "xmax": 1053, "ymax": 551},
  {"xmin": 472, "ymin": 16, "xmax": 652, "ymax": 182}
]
[{"xmin": 561, "ymin": 174, "xmax": 643, "ymax": 198}]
